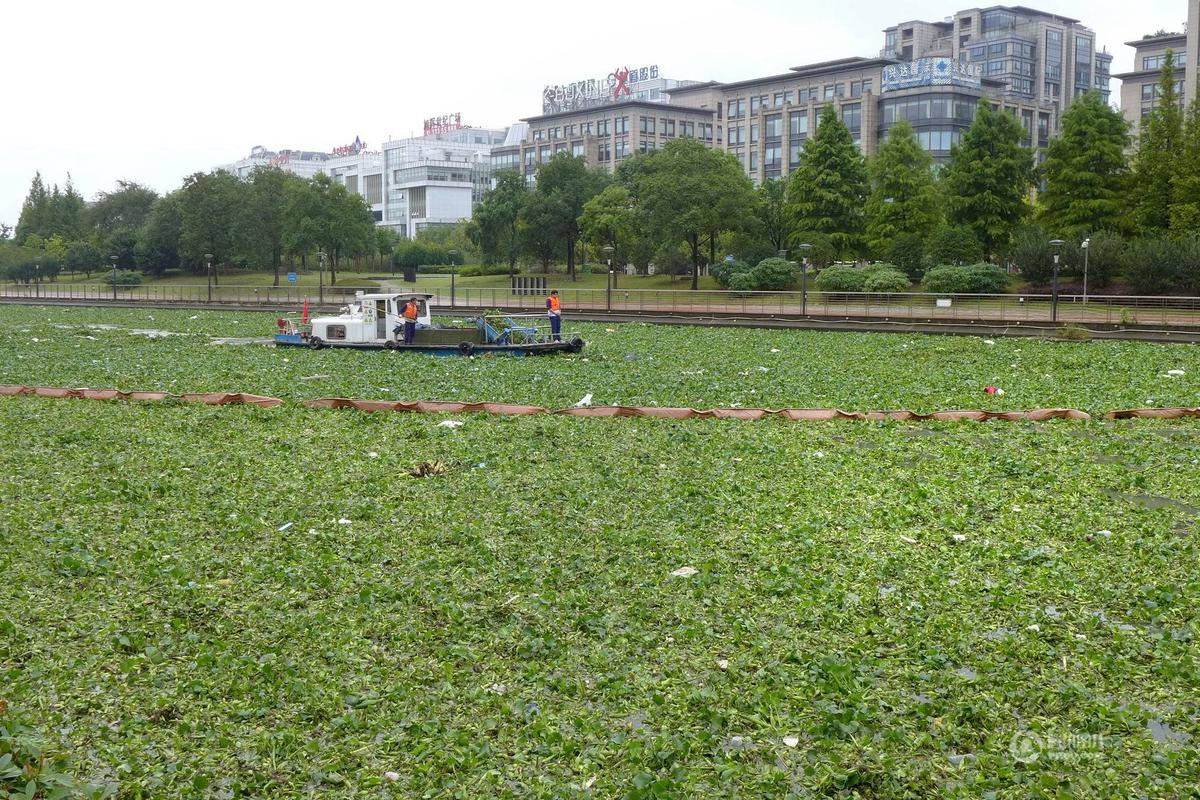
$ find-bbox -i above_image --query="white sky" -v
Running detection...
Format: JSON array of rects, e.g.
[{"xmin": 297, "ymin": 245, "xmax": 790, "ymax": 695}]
[{"xmin": 0, "ymin": 0, "xmax": 1191, "ymax": 227}]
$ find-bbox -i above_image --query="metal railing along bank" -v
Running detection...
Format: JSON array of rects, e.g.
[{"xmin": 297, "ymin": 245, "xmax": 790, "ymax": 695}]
[{"xmin": 4, "ymin": 282, "xmax": 1200, "ymax": 327}]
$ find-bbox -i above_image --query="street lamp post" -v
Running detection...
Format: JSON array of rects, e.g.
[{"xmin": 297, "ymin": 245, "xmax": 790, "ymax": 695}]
[
  {"xmin": 34, "ymin": 264, "xmax": 39, "ymax": 298},
  {"xmin": 205, "ymin": 253, "xmax": 214, "ymax": 304},
  {"xmin": 448, "ymin": 249, "xmax": 458, "ymax": 309},
  {"xmin": 1081, "ymin": 238, "xmax": 1090, "ymax": 306},
  {"xmin": 797, "ymin": 243, "xmax": 813, "ymax": 316},
  {"xmin": 1049, "ymin": 239, "xmax": 1065, "ymax": 324},
  {"xmin": 317, "ymin": 251, "xmax": 327, "ymax": 305},
  {"xmin": 603, "ymin": 245, "xmax": 615, "ymax": 313},
  {"xmin": 110, "ymin": 255, "xmax": 118, "ymax": 300}
]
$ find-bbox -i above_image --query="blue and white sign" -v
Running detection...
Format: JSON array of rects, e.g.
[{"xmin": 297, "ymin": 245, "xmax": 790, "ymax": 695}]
[
  {"xmin": 882, "ymin": 58, "xmax": 982, "ymax": 93},
  {"xmin": 287, "ymin": 272, "xmax": 298, "ymax": 284}
]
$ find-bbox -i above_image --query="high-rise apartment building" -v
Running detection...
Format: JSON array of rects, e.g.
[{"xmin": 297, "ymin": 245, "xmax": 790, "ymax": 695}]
[
  {"xmin": 882, "ymin": 6, "xmax": 1113, "ymax": 116},
  {"xmin": 1115, "ymin": 1, "xmax": 1199, "ymax": 137}
]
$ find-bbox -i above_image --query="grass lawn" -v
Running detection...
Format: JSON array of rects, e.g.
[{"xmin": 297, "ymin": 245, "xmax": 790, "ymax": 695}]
[{"xmin": 2, "ymin": 305, "xmax": 1200, "ymax": 798}]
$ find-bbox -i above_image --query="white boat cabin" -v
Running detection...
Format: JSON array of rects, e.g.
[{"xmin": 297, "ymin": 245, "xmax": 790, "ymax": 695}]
[{"xmin": 310, "ymin": 292, "xmax": 432, "ymax": 344}]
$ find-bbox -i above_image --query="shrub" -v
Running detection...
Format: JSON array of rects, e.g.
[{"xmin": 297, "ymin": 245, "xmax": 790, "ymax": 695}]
[
  {"xmin": 1082, "ymin": 231, "xmax": 1125, "ymax": 290},
  {"xmin": 1057, "ymin": 325, "xmax": 1092, "ymax": 341},
  {"xmin": 923, "ymin": 263, "xmax": 1009, "ymax": 294},
  {"xmin": 728, "ymin": 271, "xmax": 758, "ymax": 295},
  {"xmin": 886, "ymin": 233, "xmax": 926, "ymax": 281},
  {"xmin": 1006, "ymin": 225, "xmax": 1052, "ymax": 283},
  {"xmin": 102, "ymin": 269, "xmax": 143, "ymax": 287},
  {"xmin": 1174, "ymin": 236, "xmax": 1200, "ymax": 295},
  {"xmin": 926, "ymin": 225, "xmax": 983, "ymax": 266},
  {"xmin": 862, "ymin": 267, "xmax": 911, "ymax": 293},
  {"xmin": 751, "ymin": 257, "xmax": 798, "ymax": 291},
  {"xmin": 711, "ymin": 258, "xmax": 751, "ymax": 288},
  {"xmin": 1123, "ymin": 238, "xmax": 1178, "ymax": 295},
  {"xmin": 814, "ymin": 265, "xmax": 867, "ymax": 293}
]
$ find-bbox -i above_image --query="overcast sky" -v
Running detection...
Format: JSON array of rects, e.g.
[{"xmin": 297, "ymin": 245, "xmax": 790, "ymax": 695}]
[{"xmin": 1, "ymin": 0, "xmax": 1192, "ymax": 227}]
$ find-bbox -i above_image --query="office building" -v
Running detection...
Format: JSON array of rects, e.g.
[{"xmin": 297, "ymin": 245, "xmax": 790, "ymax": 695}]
[
  {"xmin": 218, "ymin": 145, "xmax": 329, "ymax": 180},
  {"xmin": 883, "ymin": 6, "xmax": 1113, "ymax": 114},
  {"xmin": 1115, "ymin": 1, "xmax": 1199, "ymax": 136},
  {"xmin": 327, "ymin": 149, "xmax": 384, "ymax": 222}
]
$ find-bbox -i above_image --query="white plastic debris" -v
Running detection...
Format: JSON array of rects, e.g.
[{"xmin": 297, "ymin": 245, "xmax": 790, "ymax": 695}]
[
  {"xmin": 770, "ymin": 348, "xmax": 781, "ymax": 353},
  {"xmin": 437, "ymin": 420, "xmax": 464, "ymax": 429},
  {"xmin": 952, "ymin": 534, "xmax": 967, "ymax": 542},
  {"xmin": 783, "ymin": 736, "xmax": 800, "ymax": 748},
  {"xmin": 277, "ymin": 522, "xmax": 293, "ymax": 532},
  {"xmin": 899, "ymin": 535, "xmax": 918, "ymax": 544},
  {"xmin": 338, "ymin": 518, "xmax": 353, "ymax": 525},
  {"xmin": 1027, "ymin": 624, "xmax": 1041, "ymax": 632},
  {"xmin": 984, "ymin": 339, "xmax": 996, "ymax": 345},
  {"xmin": 189, "ymin": 315, "xmax": 200, "ymax": 320},
  {"xmin": 574, "ymin": 393, "xmax": 594, "ymax": 408},
  {"xmin": 1167, "ymin": 369, "xmax": 1185, "ymax": 376},
  {"xmin": 671, "ymin": 566, "xmax": 699, "ymax": 578},
  {"xmin": 368, "ymin": 451, "xmax": 379, "ymax": 459},
  {"xmin": 605, "ymin": 328, "xmax": 616, "ymax": 333},
  {"xmin": 717, "ymin": 659, "xmax": 729, "ymax": 670},
  {"xmin": 995, "ymin": 388, "xmax": 1006, "ymax": 396},
  {"xmin": 384, "ymin": 771, "xmax": 400, "ymax": 782}
]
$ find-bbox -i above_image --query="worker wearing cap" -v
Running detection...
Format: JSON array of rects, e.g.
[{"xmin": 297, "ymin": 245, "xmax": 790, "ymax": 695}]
[
  {"xmin": 546, "ymin": 290, "xmax": 562, "ymax": 342},
  {"xmin": 401, "ymin": 298, "xmax": 419, "ymax": 345}
]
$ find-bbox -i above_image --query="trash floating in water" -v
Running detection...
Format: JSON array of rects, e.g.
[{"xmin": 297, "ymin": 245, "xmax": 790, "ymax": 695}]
[
  {"xmin": 670, "ymin": 566, "xmax": 698, "ymax": 578},
  {"xmin": 437, "ymin": 420, "xmax": 463, "ymax": 429}
]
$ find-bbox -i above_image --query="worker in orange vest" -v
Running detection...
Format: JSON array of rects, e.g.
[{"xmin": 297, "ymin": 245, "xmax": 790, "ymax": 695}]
[
  {"xmin": 546, "ymin": 290, "xmax": 562, "ymax": 342},
  {"xmin": 401, "ymin": 298, "xmax": 419, "ymax": 345}
]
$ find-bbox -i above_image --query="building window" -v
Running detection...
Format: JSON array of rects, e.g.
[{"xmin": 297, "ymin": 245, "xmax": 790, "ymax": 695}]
[
  {"xmin": 661, "ymin": 119, "xmax": 675, "ymax": 136},
  {"xmin": 597, "ymin": 142, "xmax": 611, "ymax": 161},
  {"xmin": 729, "ymin": 98, "xmax": 745, "ymax": 118},
  {"xmin": 582, "ymin": 122, "xmax": 593, "ymax": 136},
  {"xmin": 615, "ymin": 116, "xmax": 629, "ymax": 134},
  {"xmin": 851, "ymin": 79, "xmax": 873, "ymax": 98},
  {"xmin": 702, "ymin": 123, "xmax": 713, "ymax": 141},
  {"xmin": 750, "ymin": 123, "xmax": 759, "ymax": 144},
  {"xmin": 765, "ymin": 114, "xmax": 783, "ymax": 138},
  {"xmin": 750, "ymin": 95, "xmax": 762, "ymax": 115},
  {"xmin": 572, "ymin": 142, "xmax": 585, "ymax": 157},
  {"xmin": 597, "ymin": 119, "xmax": 611, "ymax": 136},
  {"xmin": 680, "ymin": 121, "xmax": 695, "ymax": 137},
  {"xmin": 764, "ymin": 144, "xmax": 782, "ymax": 167},
  {"xmin": 616, "ymin": 140, "xmax": 630, "ymax": 159},
  {"xmin": 790, "ymin": 110, "xmax": 808, "ymax": 137},
  {"xmin": 790, "ymin": 141, "xmax": 804, "ymax": 166},
  {"xmin": 841, "ymin": 103, "xmax": 861, "ymax": 132},
  {"xmin": 640, "ymin": 116, "xmax": 656, "ymax": 134},
  {"xmin": 749, "ymin": 151, "xmax": 758, "ymax": 171},
  {"xmin": 525, "ymin": 150, "xmax": 535, "ymax": 166}
]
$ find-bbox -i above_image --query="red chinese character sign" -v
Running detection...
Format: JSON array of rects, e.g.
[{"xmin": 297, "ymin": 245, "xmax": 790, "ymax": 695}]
[
  {"xmin": 424, "ymin": 113, "xmax": 464, "ymax": 136},
  {"xmin": 331, "ymin": 136, "xmax": 365, "ymax": 157},
  {"xmin": 542, "ymin": 64, "xmax": 659, "ymax": 113}
]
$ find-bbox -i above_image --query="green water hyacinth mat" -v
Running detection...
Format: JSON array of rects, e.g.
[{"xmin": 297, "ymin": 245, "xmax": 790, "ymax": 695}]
[
  {"xmin": 2, "ymin": 397, "xmax": 1199, "ymax": 798},
  {"xmin": 1, "ymin": 304, "xmax": 1199, "ymax": 413}
]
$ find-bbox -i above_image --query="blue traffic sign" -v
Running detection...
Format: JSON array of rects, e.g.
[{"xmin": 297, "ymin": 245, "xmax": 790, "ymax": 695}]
[{"xmin": 287, "ymin": 272, "xmax": 298, "ymax": 284}]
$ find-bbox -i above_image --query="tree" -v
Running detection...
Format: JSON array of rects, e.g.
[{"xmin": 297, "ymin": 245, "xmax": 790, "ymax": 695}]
[
  {"xmin": 1038, "ymin": 92, "xmax": 1131, "ymax": 237},
  {"xmin": 178, "ymin": 170, "xmax": 248, "ymax": 282},
  {"xmin": 14, "ymin": 173, "xmax": 50, "ymax": 245},
  {"xmin": 579, "ymin": 184, "xmax": 646, "ymax": 271},
  {"xmin": 375, "ymin": 227, "xmax": 403, "ymax": 269},
  {"xmin": 926, "ymin": 224, "xmax": 983, "ymax": 266},
  {"xmin": 518, "ymin": 192, "xmax": 561, "ymax": 270},
  {"xmin": 941, "ymin": 100, "xmax": 1034, "ymax": 256},
  {"xmin": 86, "ymin": 181, "xmax": 158, "ymax": 242},
  {"xmin": 1171, "ymin": 97, "xmax": 1200, "ymax": 234},
  {"xmin": 785, "ymin": 105, "xmax": 869, "ymax": 258},
  {"xmin": 634, "ymin": 138, "xmax": 756, "ymax": 289},
  {"xmin": 469, "ymin": 170, "xmax": 527, "ymax": 276},
  {"xmin": 864, "ymin": 121, "xmax": 941, "ymax": 257},
  {"xmin": 243, "ymin": 167, "xmax": 295, "ymax": 286},
  {"xmin": 64, "ymin": 241, "xmax": 102, "ymax": 277},
  {"xmin": 135, "ymin": 194, "xmax": 182, "ymax": 276},
  {"xmin": 1133, "ymin": 51, "xmax": 1185, "ymax": 233},
  {"xmin": 280, "ymin": 174, "xmax": 374, "ymax": 282},
  {"xmin": 531, "ymin": 153, "xmax": 608, "ymax": 280},
  {"xmin": 886, "ymin": 233, "xmax": 927, "ymax": 281},
  {"xmin": 0, "ymin": 223, "xmax": 11, "ymax": 240},
  {"xmin": 757, "ymin": 178, "xmax": 790, "ymax": 254}
]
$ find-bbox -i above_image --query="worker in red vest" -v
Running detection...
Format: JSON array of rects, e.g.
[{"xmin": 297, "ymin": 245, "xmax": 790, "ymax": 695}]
[
  {"xmin": 401, "ymin": 298, "xmax": 419, "ymax": 345},
  {"xmin": 546, "ymin": 290, "xmax": 562, "ymax": 342}
]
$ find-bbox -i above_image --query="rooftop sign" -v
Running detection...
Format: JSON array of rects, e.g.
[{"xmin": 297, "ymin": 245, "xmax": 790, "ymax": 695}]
[
  {"xmin": 332, "ymin": 136, "xmax": 365, "ymax": 156},
  {"xmin": 882, "ymin": 58, "xmax": 982, "ymax": 93},
  {"xmin": 542, "ymin": 65, "xmax": 660, "ymax": 114},
  {"xmin": 424, "ymin": 114, "xmax": 463, "ymax": 136}
]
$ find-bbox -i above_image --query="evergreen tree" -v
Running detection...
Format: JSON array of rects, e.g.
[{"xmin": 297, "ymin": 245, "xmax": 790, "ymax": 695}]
[
  {"xmin": 14, "ymin": 172, "xmax": 50, "ymax": 245},
  {"xmin": 1170, "ymin": 97, "xmax": 1200, "ymax": 234},
  {"xmin": 941, "ymin": 100, "xmax": 1034, "ymax": 256},
  {"xmin": 864, "ymin": 121, "xmax": 941, "ymax": 257},
  {"xmin": 785, "ymin": 105, "xmax": 868, "ymax": 258},
  {"xmin": 48, "ymin": 176, "xmax": 86, "ymax": 242},
  {"xmin": 1038, "ymin": 91, "xmax": 1131, "ymax": 237},
  {"xmin": 1133, "ymin": 51, "xmax": 1184, "ymax": 232}
]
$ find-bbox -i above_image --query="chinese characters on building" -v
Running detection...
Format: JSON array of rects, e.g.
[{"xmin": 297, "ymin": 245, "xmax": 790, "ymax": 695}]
[
  {"xmin": 881, "ymin": 58, "xmax": 983, "ymax": 93},
  {"xmin": 424, "ymin": 113, "xmax": 463, "ymax": 135}
]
